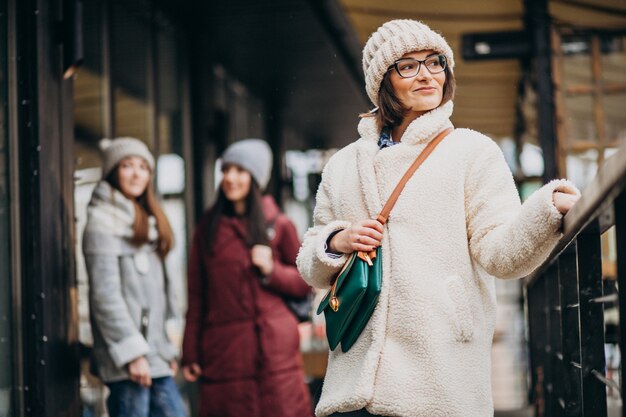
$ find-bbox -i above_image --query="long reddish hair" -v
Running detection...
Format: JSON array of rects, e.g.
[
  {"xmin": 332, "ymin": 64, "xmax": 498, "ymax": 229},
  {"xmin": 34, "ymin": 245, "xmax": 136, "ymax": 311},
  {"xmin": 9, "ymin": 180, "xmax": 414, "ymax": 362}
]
[{"xmin": 105, "ymin": 165, "xmax": 174, "ymax": 258}]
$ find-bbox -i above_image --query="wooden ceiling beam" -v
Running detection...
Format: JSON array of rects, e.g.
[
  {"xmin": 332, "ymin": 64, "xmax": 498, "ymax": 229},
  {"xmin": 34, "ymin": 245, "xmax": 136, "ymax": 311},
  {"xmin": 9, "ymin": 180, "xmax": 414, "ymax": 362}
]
[
  {"xmin": 552, "ymin": 0, "xmax": 626, "ymax": 17},
  {"xmin": 342, "ymin": 5, "xmax": 522, "ymax": 22}
]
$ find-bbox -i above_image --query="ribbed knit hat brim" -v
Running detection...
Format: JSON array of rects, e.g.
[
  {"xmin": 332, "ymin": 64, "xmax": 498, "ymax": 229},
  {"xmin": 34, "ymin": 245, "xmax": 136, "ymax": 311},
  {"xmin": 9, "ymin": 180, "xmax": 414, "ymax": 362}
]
[
  {"xmin": 221, "ymin": 139, "xmax": 273, "ymax": 190},
  {"xmin": 100, "ymin": 137, "xmax": 155, "ymax": 178}
]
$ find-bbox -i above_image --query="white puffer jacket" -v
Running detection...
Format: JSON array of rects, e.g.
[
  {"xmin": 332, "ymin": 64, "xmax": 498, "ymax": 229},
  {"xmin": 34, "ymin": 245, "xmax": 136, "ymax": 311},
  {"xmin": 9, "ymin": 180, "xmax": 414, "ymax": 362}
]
[{"xmin": 297, "ymin": 101, "xmax": 579, "ymax": 417}]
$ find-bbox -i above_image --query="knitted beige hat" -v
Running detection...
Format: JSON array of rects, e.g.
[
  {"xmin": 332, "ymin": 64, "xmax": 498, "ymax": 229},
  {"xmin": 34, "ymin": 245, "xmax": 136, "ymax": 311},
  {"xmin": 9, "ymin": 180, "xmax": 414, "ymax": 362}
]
[
  {"xmin": 99, "ymin": 137, "xmax": 155, "ymax": 178},
  {"xmin": 362, "ymin": 19, "xmax": 455, "ymax": 106}
]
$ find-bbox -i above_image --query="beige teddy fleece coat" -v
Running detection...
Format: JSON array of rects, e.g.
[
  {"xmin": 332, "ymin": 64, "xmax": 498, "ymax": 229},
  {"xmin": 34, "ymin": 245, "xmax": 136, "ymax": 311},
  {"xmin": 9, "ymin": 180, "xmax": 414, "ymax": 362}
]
[{"xmin": 296, "ymin": 101, "xmax": 579, "ymax": 417}]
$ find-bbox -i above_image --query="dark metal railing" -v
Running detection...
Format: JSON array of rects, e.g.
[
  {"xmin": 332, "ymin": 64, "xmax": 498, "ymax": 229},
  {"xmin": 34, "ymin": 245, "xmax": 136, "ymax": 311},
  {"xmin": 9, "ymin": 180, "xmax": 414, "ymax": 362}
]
[{"xmin": 525, "ymin": 139, "xmax": 626, "ymax": 417}]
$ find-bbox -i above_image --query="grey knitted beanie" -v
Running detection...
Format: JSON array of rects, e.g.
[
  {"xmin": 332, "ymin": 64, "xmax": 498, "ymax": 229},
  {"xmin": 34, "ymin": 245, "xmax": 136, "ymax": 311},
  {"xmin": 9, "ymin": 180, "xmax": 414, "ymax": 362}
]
[
  {"xmin": 100, "ymin": 137, "xmax": 155, "ymax": 178},
  {"xmin": 221, "ymin": 139, "xmax": 273, "ymax": 190},
  {"xmin": 362, "ymin": 19, "xmax": 455, "ymax": 106}
]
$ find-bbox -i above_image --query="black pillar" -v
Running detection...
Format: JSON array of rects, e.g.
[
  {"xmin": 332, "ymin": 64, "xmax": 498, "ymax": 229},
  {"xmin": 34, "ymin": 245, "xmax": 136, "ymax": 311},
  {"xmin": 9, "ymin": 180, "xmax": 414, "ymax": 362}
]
[
  {"xmin": 16, "ymin": 0, "xmax": 80, "ymax": 415},
  {"xmin": 525, "ymin": 0, "xmax": 558, "ymax": 182}
]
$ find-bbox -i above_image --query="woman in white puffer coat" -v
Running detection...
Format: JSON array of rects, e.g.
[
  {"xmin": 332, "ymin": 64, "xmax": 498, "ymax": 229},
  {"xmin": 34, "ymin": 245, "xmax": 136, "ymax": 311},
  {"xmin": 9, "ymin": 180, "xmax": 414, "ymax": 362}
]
[{"xmin": 296, "ymin": 19, "xmax": 580, "ymax": 417}]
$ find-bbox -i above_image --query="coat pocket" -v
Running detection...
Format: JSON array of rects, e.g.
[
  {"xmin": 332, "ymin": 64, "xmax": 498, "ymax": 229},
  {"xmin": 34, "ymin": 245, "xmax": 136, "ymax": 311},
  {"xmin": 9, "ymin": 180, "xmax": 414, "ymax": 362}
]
[{"xmin": 445, "ymin": 275, "xmax": 474, "ymax": 343}]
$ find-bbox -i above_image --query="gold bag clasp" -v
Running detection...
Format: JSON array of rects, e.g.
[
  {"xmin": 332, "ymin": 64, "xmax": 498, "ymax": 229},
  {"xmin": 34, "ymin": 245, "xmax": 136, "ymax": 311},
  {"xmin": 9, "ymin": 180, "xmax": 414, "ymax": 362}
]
[{"xmin": 357, "ymin": 251, "xmax": 374, "ymax": 266}]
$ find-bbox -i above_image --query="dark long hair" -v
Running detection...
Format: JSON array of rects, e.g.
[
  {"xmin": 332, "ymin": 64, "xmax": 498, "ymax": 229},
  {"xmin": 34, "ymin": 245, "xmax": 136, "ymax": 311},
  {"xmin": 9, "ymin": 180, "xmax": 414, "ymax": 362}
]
[
  {"xmin": 105, "ymin": 167, "xmax": 174, "ymax": 258},
  {"xmin": 205, "ymin": 178, "xmax": 268, "ymax": 254}
]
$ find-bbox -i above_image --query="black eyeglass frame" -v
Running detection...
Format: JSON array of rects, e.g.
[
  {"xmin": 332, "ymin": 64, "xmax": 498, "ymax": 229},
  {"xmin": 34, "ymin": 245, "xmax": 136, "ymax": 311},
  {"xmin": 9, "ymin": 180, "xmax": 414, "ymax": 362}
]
[{"xmin": 387, "ymin": 54, "xmax": 447, "ymax": 78}]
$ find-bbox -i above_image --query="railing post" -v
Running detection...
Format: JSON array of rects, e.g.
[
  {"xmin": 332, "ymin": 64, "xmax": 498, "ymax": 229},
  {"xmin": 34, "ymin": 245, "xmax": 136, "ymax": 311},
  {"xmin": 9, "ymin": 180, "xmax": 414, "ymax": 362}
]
[
  {"xmin": 558, "ymin": 244, "xmax": 583, "ymax": 416},
  {"xmin": 576, "ymin": 221, "xmax": 607, "ymax": 417},
  {"xmin": 528, "ymin": 279, "xmax": 548, "ymax": 417},
  {"xmin": 615, "ymin": 190, "xmax": 626, "ymax": 413},
  {"xmin": 547, "ymin": 264, "xmax": 565, "ymax": 417}
]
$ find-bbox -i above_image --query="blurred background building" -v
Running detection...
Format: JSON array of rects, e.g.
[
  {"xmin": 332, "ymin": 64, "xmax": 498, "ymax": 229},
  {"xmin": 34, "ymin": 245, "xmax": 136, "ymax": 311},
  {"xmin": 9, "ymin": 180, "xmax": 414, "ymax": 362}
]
[{"xmin": 0, "ymin": 0, "xmax": 624, "ymax": 416}]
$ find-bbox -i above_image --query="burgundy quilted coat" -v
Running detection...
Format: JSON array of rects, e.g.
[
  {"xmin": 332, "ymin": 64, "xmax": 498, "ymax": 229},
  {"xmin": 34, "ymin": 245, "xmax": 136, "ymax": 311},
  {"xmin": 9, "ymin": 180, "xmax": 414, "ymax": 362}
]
[{"xmin": 182, "ymin": 196, "xmax": 313, "ymax": 417}]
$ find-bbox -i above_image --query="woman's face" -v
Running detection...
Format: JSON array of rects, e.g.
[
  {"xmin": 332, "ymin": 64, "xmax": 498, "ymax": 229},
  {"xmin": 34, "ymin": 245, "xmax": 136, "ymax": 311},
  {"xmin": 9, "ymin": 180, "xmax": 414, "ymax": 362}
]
[
  {"xmin": 221, "ymin": 164, "xmax": 252, "ymax": 203},
  {"xmin": 389, "ymin": 49, "xmax": 446, "ymax": 118},
  {"xmin": 117, "ymin": 156, "xmax": 151, "ymax": 199}
]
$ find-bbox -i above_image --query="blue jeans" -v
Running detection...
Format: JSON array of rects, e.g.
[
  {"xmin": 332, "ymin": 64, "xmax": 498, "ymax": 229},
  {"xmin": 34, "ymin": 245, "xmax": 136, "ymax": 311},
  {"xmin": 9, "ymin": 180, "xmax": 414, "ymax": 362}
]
[{"xmin": 106, "ymin": 376, "xmax": 186, "ymax": 417}]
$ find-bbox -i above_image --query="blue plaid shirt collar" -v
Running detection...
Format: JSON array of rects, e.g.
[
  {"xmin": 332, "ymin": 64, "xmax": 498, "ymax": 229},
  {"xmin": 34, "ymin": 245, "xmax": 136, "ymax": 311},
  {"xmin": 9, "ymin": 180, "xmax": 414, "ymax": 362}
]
[{"xmin": 377, "ymin": 126, "xmax": 398, "ymax": 149}]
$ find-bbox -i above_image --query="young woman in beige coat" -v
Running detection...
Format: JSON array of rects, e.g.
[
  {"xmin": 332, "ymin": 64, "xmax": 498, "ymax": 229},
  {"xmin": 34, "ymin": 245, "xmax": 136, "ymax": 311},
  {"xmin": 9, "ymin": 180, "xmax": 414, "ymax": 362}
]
[{"xmin": 296, "ymin": 19, "xmax": 580, "ymax": 417}]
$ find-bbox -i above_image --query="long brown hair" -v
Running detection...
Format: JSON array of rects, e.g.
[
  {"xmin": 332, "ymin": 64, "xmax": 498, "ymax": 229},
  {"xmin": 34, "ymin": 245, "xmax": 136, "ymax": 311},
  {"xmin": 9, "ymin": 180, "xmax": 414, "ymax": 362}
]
[
  {"xmin": 105, "ymin": 165, "xmax": 174, "ymax": 258},
  {"xmin": 361, "ymin": 64, "xmax": 456, "ymax": 130}
]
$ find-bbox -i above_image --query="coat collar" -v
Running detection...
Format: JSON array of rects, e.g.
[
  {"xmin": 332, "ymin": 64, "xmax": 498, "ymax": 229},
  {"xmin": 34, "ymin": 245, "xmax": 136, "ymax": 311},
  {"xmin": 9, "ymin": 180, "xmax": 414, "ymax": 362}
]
[
  {"xmin": 86, "ymin": 180, "xmax": 158, "ymax": 241},
  {"xmin": 357, "ymin": 101, "xmax": 454, "ymax": 146},
  {"xmin": 354, "ymin": 101, "xmax": 454, "ymax": 219}
]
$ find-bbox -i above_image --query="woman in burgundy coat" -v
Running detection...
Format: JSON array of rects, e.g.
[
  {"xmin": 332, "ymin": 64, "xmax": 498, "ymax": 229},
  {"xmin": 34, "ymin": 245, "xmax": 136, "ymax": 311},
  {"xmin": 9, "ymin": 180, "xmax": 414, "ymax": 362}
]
[{"xmin": 181, "ymin": 139, "xmax": 314, "ymax": 417}]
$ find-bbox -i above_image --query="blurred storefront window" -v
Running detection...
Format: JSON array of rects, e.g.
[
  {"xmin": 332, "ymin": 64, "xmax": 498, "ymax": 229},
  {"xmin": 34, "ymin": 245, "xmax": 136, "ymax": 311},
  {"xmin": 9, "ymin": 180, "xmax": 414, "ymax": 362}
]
[
  {"xmin": 73, "ymin": 1, "xmax": 109, "ymax": 414},
  {"xmin": 556, "ymin": 32, "xmax": 626, "ymax": 190},
  {"xmin": 111, "ymin": 1, "xmax": 153, "ymax": 145},
  {"xmin": 73, "ymin": 1, "xmax": 190, "ymax": 415},
  {"xmin": 73, "ymin": 0, "xmax": 105, "ymax": 170},
  {"xmin": 155, "ymin": 22, "xmax": 188, "ymax": 356}
]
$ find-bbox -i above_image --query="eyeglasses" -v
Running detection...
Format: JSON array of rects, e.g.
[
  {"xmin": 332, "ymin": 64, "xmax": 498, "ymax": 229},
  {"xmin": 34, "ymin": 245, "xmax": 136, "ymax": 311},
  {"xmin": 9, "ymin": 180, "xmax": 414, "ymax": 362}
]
[{"xmin": 387, "ymin": 55, "xmax": 447, "ymax": 78}]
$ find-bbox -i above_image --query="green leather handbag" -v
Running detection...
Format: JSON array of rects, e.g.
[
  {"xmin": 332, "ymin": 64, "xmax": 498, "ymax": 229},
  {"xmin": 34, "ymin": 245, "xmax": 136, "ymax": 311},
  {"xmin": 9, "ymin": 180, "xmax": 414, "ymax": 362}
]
[
  {"xmin": 317, "ymin": 247, "xmax": 382, "ymax": 352},
  {"xmin": 316, "ymin": 127, "xmax": 453, "ymax": 352}
]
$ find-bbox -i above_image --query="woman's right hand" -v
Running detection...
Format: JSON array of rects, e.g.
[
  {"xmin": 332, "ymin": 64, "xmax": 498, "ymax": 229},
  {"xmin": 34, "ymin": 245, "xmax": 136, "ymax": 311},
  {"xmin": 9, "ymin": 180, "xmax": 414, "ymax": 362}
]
[
  {"xmin": 182, "ymin": 363, "xmax": 202, "ymax": 382},
  {"xmin": 128, "ymin": 356, "xmax": 152, "ymax": 387},
  {"xmin": 329, "ymin": 220, "xmax": 384, "ymax": 254}
]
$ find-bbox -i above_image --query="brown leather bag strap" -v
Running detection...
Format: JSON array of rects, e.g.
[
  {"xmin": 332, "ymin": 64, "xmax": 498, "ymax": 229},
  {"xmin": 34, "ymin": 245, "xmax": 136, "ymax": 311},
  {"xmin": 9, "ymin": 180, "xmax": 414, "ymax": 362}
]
[{"xmin": 375, "ymin": 127, "xmax": 453, "ymax": 225}]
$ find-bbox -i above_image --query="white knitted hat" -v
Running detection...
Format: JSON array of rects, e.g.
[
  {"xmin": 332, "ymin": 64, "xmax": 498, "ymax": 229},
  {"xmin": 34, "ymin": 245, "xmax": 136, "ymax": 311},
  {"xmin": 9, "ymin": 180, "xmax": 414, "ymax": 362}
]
[
  {"xmin": 362, "ymin": 19, "xmax": 455, "ymax": 106},
  {"xmin": 99, "ymin": 137, "xmax": 155, "ymax": 178},
  {"xmin": 221, "ymin": 139, "xmax": 273, "ymax": 190}
]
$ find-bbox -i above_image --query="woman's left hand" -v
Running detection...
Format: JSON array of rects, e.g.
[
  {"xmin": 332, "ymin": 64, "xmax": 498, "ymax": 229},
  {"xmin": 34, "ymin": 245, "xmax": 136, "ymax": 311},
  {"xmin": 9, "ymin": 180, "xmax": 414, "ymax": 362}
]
[
  {"xmin": 553, "ymin": 191, "xmax": 580, "ymax": 215},
  {"xmin": 170, "ymin": 360, "xmax": 178, "ymax": 375},
  {"xmin": 251, "ymin": 244, "xmax": 274, "ymax": 276}
]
